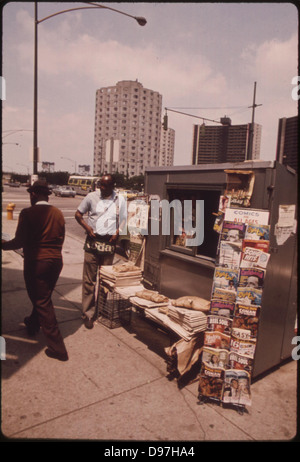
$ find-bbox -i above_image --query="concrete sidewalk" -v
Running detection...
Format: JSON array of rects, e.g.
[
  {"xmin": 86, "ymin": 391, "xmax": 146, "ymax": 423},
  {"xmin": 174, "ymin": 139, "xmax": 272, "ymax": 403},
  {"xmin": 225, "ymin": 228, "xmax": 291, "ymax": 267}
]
[{"xmin": 1, "ymin": 215, "xmax": 298, "ymax": 443}]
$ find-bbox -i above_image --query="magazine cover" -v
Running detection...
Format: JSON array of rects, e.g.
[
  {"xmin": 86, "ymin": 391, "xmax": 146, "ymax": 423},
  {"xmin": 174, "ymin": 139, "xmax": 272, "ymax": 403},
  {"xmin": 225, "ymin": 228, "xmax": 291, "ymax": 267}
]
[
  {"xmin": 213, "ymin": 210, "xmax": 224, "ymax": 234},
  {"xmin": 220, "ymin": 221, "xmax": 246, "ymax": 245},
  {"xmin": 202, "ymin": 346, "xmax": 229, "ymax": 369},
  {"xmin": 198, "ymin": 363, "xmax": 225, "ymax": 400},
  {"xmin": 236, "ymin": 287, "xmax": 262, "ymax": 306},
  {"xmin": 212, "ymin": 267, "xmax": 239, "ymax": 296},
  {"xmin": 238, "ymin": 267, "xmax": 265, "ymax": 289},
  {"xmin": 222, "ymin": 369, "xmax": 252, "ymax": 406},
  {"xmin": 207, "ymin": 314, "xmax": 232, "ymax": 335},
  {"xmin": 240, "ymin": 246, "xmax": 270, "ymax": 270},
  {"xmin": 230, "ymin": 333, "xmax": 257, "ymax": 358},
  {"xmin": 204, "ymin": 331, "xmax": 231, "ymax": 350},
  {"xmin": 245, "ymin": 223, "xmax": 270, "ymax": 241},
  {"xmin": 210, "ymin": 299, "xmax": 235, "ymax": 318},
  {"xmin": 218, "ymin": 241, "xmax": 242, "ymax": 269},
  {"xmin": 228, "ymin": 351, "xmax": 254, "ymax": 373},
  {"xmin": 211, "ymin": 285, "xmax": 237, "ymax": 303},
  {"xmin": 242, "ymin": 239, "xmax": 270, "ymax": 253},
  {"xmin": 232, "ymin": 304, "xmax": 261, "ymax": 339}
]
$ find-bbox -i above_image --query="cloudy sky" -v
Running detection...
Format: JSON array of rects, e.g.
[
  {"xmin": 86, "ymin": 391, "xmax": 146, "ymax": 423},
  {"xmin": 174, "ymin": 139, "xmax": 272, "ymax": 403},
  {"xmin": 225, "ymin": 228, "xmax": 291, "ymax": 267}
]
[{"xmin": 2, "ymin": 2, "xmax": 298, "ymax": 175}]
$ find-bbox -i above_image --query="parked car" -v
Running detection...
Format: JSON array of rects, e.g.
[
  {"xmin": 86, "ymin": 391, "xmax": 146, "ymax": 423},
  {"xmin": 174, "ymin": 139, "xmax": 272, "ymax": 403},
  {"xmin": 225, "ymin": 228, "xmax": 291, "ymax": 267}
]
[{"xmin": 54, "ymin": 185, "xmax": 76, "ymax": 197}]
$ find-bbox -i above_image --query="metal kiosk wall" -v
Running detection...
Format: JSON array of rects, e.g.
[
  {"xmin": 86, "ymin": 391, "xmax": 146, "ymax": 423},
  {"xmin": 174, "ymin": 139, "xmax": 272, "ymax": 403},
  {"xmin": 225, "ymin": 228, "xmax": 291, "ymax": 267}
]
[{"xmin": 143, "ymin": 161, "xmax": 297, "ymax": 378}]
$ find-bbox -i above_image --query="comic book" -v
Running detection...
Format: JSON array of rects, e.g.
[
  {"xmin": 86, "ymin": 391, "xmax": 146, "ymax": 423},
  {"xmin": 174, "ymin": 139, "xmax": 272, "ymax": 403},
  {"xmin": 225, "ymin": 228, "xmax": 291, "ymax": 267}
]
[
  {"xmin": 212, "ymin": 267, "xmax": 239, "ymax": 299},
  {"xmin": 218, "ymin": 241, "xmax": 242, "ymax": 269},
  {"xmin": 232, "ymin": 304, "xmax": 261, "ymax": 339},
  {"xmin": 222, "ymin": 369, "xmax": 252, "ymax": 406},
  {"xmin": 210, "ymin": 299, "xmax": 235, "ymax": 318},
  {"xmin": 207, "ymin": 314, "xmax": 232, "ymax": 336},
  {"xmin": 204, "ymin": 331, "xmax": 231, "ymax": 351},
  {"xmin": 211, "ymin": 285, "xmax": 237, "ymax": 303},
  {"xmin": 238, "ymin": 267, "xmax": 265, "ymax": 289},
  {"xmin": 220, "ymin": 221, "xmax": 246, "ymax": 246},
  {"xmin": 198, "ymin": 362, "xmax": 225, "ymax": 400},
  {"xmin": 242, "ymin": 239, "xmax": 270, "ymax": 253},
  {"xmin": 228, "ymin": 351, "xmax": 254, "ymax": 373},
  {"xmin": 236, "ymin": 287, "xmax": 262, "ymax": 306},
  {"xmin": 230, "ymin": 333, "xmax": 257, "ymax": 358},
  {"xmin": 240, "ymin": 246, "xmax": 270, "ymax": 270},
  {"xmin": 245, "ymin": 223, "xmax": 270, "ymax": 241},
  {"xmin": 202, "ymin": 346, "xmax": 229, "ymax": 369}
]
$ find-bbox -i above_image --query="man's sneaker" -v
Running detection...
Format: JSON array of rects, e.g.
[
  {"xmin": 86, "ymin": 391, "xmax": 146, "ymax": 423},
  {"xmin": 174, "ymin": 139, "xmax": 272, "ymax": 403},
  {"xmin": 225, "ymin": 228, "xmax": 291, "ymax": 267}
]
[{"xmin": 84, "ymin": 318, "xmax": 94, "ymax": 329}]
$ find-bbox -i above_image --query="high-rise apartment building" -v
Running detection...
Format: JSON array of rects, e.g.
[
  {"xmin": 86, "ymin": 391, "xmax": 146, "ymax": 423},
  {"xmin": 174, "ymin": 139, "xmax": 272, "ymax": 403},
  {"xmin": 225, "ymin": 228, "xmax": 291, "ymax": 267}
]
[
  {"xmin": 192, "ymin": 118, "xmax": 261, "ymax": 164},
  {"xmin": 276, "ymin": 116, "xmax": 298, "ymax": 172},
  {"xmin": 159, "ymin": 126, "xmax": 175, "ymax": 166},
  {"xmin": 93, "ymin": 80, "xmax": 172, "ymax": 177}
]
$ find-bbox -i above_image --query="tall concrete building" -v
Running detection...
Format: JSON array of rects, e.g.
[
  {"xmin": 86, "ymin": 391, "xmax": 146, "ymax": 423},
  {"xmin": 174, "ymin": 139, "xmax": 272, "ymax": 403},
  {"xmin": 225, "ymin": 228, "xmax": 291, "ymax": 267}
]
[
  {"xmin": 276, "ymin": 115, "xmax": 298, "ymax": 172},
  {"xmin": 93, "ymin": 80, "xmax": 173, "ymax": 177},
  {"xmin": 192, "ymin": 118, "xmax": 261, "ymax": 164},
  {"xmin": 159, "ymin": 126, "xmax": 175, "ymax": 166}
]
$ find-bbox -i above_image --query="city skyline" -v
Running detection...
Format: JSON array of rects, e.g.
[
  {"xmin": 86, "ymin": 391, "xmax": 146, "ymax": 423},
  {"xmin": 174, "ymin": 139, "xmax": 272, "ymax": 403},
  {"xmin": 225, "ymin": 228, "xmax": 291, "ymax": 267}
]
[{"xmin": 2, "ymin": 2, "xmax": 298, "ymax": 175}]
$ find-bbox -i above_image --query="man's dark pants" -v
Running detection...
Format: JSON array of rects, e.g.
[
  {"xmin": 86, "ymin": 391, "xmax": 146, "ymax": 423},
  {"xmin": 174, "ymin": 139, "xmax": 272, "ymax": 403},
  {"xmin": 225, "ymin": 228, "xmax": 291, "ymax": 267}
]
[{"xmin": 24, "ymin": 258, "xmax": 67, "ymax": 357}]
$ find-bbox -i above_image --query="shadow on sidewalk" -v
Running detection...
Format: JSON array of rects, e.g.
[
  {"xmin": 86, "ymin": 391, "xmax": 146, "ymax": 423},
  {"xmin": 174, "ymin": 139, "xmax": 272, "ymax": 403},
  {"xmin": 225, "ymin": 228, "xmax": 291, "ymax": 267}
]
[{"xmin": 1, "ymin": 266, "xmax": 83, "ymax": 379}]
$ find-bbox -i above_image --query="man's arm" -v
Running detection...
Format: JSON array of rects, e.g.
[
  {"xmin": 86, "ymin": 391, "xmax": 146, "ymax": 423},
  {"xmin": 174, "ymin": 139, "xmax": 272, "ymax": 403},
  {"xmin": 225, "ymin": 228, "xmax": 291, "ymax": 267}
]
[
  {"xmin": 2, "ymin": 211, "xmax": 25, "ymax": 250},
  {"xmin": 75, "ymin": 210, "xmax": 96, "ymax": 238}
]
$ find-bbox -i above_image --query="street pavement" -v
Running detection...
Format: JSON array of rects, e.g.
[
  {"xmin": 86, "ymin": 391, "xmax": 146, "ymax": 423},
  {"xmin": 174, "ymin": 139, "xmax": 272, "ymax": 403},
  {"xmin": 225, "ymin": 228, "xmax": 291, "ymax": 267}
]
[{"xmin": 1, "ymin": 206, "xmax": 299, "ymax": 444}]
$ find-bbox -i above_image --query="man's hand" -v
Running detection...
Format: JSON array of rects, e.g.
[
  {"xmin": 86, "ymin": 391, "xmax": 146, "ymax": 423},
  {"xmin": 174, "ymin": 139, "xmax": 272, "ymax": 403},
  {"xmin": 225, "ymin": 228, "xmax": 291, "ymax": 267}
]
[{"xmin": 75, "ymin": 210, "xmax": 96, "ymax": 238}]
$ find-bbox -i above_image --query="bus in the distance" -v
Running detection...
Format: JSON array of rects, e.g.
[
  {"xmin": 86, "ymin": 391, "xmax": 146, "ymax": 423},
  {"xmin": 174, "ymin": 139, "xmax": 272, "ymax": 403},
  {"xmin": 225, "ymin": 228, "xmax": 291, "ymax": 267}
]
[{"xmin": 68, "ymin": 175, "xmax": 100, "ymax": 196}]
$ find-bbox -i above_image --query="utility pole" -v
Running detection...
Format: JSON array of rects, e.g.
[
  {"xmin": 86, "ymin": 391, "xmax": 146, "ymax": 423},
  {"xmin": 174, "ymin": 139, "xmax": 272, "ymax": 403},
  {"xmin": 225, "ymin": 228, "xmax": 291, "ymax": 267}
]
[{"xmin": 247, "ymin": 82, "xmax": 262, "ymax": 160}]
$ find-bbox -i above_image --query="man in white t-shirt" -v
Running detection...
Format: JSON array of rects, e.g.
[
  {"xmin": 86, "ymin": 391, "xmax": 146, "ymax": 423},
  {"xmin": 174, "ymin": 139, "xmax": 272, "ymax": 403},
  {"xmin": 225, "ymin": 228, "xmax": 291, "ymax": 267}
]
[{"xmin": 75, "ymin": 174, "xmax": 127, "ymax": 329}]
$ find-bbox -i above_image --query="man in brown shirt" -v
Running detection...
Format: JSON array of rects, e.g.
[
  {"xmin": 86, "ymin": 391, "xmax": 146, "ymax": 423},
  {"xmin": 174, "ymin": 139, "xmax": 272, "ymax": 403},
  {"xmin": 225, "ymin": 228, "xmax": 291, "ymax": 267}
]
[{"xmin": 2, "ymin": 180, "xmax": 68, "ymax": 361}]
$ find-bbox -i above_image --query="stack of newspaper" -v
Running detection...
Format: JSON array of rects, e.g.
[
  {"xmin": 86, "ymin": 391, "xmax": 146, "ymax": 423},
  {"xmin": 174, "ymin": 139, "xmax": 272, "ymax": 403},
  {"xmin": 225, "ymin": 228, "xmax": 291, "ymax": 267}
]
[
  {"xmin": 168, "ymin": 306, "xmax": 207, "ymax": 335},
  {"xmin": 99, "ymin": 264, "xmax": 143, "ymax": 289},
  {"xmin": 145, "ymin": 306, "xmax": 207, "ymax": 341}
]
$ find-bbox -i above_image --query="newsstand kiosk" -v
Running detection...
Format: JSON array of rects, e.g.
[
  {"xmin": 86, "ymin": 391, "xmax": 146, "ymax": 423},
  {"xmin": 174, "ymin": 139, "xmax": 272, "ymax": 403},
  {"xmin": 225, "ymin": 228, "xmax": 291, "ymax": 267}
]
[{"xmin": 143, "ymin": 161, "xmax": 297, "ymax": 380}]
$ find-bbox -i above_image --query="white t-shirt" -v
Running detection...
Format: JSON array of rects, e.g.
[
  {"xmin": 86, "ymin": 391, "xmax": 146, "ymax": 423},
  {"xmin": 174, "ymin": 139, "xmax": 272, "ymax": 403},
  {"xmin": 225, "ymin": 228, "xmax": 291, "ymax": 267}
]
[{"xmin": 77, "ymin": 190, "xmax": 127, "ymax": 236}]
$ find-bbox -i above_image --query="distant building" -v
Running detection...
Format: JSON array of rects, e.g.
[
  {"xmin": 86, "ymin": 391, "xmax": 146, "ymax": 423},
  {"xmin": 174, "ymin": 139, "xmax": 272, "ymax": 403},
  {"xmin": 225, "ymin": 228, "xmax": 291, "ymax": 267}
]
[
  {"xmin": 78, "ymin": 164, "xmax": 91, "ymax": 175},
  {"xmin": 93, "ymin": 80, "xmax": 174, "ymax": 177},
  {"xmin": 159, "ymin": 126, "xmax": 175, "ymax": 166},
  {"xmin": 276, "ymin": 116, "xmax": 298, "ymax": 172},
  {"xmin": 192, "ymin": 117, "xmax": 261, "ymax": 164},
  {"xmin": 41, "ymin": 162, "xmax": 55, "ymax": 173}
]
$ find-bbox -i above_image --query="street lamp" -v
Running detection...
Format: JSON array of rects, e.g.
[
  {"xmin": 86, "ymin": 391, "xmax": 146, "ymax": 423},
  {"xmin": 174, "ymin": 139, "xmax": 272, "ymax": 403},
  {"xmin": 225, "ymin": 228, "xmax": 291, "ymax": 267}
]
[{"xmin": 33, "ymin": 2, "xmax": 147, "ymax": 178}]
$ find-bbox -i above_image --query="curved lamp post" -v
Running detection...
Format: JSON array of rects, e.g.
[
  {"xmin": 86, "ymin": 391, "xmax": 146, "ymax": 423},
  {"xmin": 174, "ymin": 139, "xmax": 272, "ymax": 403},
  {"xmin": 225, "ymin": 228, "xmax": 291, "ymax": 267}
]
[{"xmin": 33, "ymin": 2, "xmax": 147, "ymax": 176}]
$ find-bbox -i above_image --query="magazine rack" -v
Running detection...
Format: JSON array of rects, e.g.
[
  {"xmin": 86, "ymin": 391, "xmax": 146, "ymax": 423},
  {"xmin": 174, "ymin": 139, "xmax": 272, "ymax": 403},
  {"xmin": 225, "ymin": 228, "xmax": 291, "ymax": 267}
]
[{"xmin": 198, "ymin": 198, "xmax": 271, "ymax": 414}]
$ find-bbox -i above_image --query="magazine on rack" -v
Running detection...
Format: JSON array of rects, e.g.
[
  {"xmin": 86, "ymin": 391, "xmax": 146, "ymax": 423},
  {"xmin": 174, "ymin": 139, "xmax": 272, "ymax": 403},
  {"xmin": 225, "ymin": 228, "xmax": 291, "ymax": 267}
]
[
  {"xmin": 232, "ymin": 304, "xmax": 261, "ymax": 339},
  {"xmin": 213, "ymin": 267, "xmax": 239, "ymax": 290},
  {"xmin": 218, "ymin": 241, "xmax": 242, "ymax": 269},
  {"xmin": 221, "ymin": 221, "xmax": 246, "ymax": 246},
  {"xmin": 236, "ymin": 287, "xmax": 262, "ymax": 306},
  {"xmin": 211, "ymin": 285, "xmax": 237, "ymax": 303},
  {"xmin": 228, "ymin": 351, "xmax": 254, "ymax": 373},
  {"xmin": 242, "ymin": 239, "xmax": 270, "ymax": 253},
  {"xmin": 204, "ymin": 331, "xmax": 231, "ymax": 350},
  {"xmin": 245, "ymin": 223, "xmax": 270, "ymax": 241},
  {"xmin": 207, "ymin": 314, "xmax": 232, "ymax": 336},
  {"xmin": 202, "ymin": 347, "xmax": 229, "ymax": 369},
  {"xmin": 238, "ymin": 267, "xmax": 265, "ymax": 289},
  {"xmin": 210, "ymin": 299, "xmax": 235, "ymax": 318},
  {"xmin": 240, "ymin": 246, "xmax": 270, "ymax": 270},
  {"xmin": 198, "ymin": 363, "xmax": 225, "ymax": 400},
  {"xmin": 222, "ymin": 369, "xmax": 252, "ymax": 406},
  {"xmin": 230, "ymin": 333, "xmax": 257, "ymax": 358}
]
